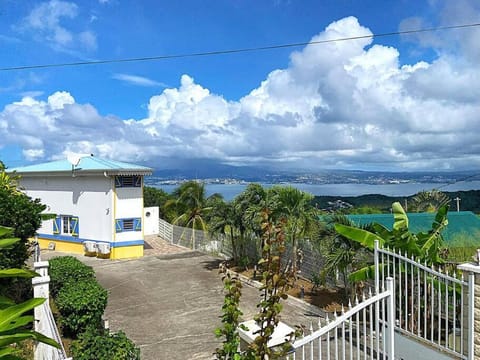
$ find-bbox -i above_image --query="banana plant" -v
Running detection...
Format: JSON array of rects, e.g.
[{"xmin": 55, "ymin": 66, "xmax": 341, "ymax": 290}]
[
  {"xmin": 0, "ymin": 225, "xmax": 60, "ymax": 359},
  {"xmin": 334, "ymin": 202, "xmax": 449, "ymax": 282}
]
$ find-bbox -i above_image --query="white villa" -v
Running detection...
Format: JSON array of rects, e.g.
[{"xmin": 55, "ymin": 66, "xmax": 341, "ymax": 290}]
[{"xmin": 9, "ymin": 155, "xmax": 152, "ymax": 259}]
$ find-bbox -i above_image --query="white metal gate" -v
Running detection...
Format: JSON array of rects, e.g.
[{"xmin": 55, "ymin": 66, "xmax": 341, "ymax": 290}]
[{"xmin": 288, "ymin": 278, "xmax": 395, "ymax": 360}]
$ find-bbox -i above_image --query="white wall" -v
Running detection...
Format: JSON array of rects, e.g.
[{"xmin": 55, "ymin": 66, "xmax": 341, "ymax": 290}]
[
  {"xmin": 20, "ymin": 175, "xmax": 114, "ymax": 242},
  {"xmin": 114, "ymin": 186, "xmax": 144, "ymax": 243},
  {"xmin": 143, "ymin": 206, "xmax": 159, "ymax": 235}
]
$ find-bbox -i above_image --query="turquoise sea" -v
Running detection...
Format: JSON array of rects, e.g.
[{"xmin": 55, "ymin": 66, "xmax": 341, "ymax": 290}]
[{"xmin": 154, "ymin": 181, "xmax": 480, "ymax": 201}]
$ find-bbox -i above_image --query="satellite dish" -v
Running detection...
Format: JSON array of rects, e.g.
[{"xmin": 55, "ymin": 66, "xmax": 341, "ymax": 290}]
[{"xmin": 67, "ymin": 154, "xmax": 82, "ymax": 167}]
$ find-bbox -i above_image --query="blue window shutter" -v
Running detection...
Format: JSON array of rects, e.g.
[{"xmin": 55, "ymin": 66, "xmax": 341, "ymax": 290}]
[
  {"xmin": 115, "ymin": 176, "xmax": 122, "ymax": 187},
  {"xmin": 135, "ymin": 176, "xmax": 142, "ymax": 187},
  {"xmin": 70, "ymin": 217, "xmax": 79, "ymax": 237},
  {"xmin": 134, "ymin": 218, "xmax": 142, "ymax": 231},
  {"xmin": 115, "ymin": 219, "xmax": 123, "ymax": 232},
  {"xmin": 53, "ymin": 217, "xmax": 61, "ymax": 234}
]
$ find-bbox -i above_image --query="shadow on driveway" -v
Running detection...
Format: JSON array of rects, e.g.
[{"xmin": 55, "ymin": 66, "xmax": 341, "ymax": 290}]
[{"xmin": 43, "ymin": 251, "xmax": 322, "ymax": 360}]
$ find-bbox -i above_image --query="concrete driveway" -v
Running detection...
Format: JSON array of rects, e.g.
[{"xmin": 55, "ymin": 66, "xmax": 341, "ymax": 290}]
[{"xmin": 43, "ymin": 251, "xmax": 323, "ymax": 360}]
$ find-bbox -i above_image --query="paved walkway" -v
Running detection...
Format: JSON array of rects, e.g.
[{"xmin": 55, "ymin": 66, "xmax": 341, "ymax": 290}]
[
  {"xmin": 42, "ymin": 251, "xmax": 323, "ymax": 360},
  {"xmin": 143, "ymin": 234, "xmax": 190, "ymax": 256}
]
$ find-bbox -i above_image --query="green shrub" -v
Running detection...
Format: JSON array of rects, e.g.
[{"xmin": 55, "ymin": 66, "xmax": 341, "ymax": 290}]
[
  {"xmin": 49, "ymin": 256, "xmax": 95, "ymax": 298},
  {"xmin": 56, "ymin": 280, "xmax": 108, "ymax": 337},
  {"xmin": 71, "ymin": 327, "xmax": 140, "ymax": 360}
]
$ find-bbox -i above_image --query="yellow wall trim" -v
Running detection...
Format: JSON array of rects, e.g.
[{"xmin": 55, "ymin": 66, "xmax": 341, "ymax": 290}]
[
  {"xmin": 110, "ymin": 245, "xmax": 143, "ymax": 259},
  {"xmin": 37, "ymin": 238, "xmax": 84, "ymax": 254},
  {"xmin": 37, "ymin": 238, "xmax": 144, "ymax": 260}
]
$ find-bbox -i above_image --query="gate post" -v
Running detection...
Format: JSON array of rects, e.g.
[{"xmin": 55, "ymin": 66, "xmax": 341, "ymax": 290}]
[
  {"xmin": 386, "ymin": 277, "xmax": 395, "ymax": 359},
  {"xmin": 458, "ymin": 261, "xmax": 480, "ymax": 360}
]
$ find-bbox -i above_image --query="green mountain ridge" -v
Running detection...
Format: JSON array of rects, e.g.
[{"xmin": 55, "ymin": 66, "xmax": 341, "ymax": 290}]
[{"xmin": 313, "ymin": 190, "xmax": 480, "ymax": 213}]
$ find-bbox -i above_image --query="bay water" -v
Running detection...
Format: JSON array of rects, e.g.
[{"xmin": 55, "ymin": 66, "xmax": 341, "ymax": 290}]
[{"xmin": 154, "ymin": 180, "xmax": 480, "ymax": 201}]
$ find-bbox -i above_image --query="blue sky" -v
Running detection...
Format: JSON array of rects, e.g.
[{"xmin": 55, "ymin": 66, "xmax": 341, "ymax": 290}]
[{"xmin": 1, "ymin": 0, "xmax": 480, "ymax": 172}]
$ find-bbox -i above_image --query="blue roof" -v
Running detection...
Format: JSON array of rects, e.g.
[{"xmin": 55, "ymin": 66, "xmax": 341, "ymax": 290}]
[
  {"xmin": 347, "ymin": 211, "xmax": 480, "ymax": 247},
  {"xmin": 8, "ymin": 156, "xmax": 152, "ymax": 175}
]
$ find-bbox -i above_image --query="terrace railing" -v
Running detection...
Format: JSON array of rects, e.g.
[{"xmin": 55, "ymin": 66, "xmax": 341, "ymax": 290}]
[{"xmin": 374, "ymin": 240, "xmax": 471, "ymax": 360}]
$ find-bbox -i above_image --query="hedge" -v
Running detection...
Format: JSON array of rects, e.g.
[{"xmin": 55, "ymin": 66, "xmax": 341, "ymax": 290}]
[
  {"xmin": 55, "ymin": 279, "xmax": 108, "ymax": 336},
  {"xmin": 49, "ymin": 256, "xmax": 95, "ymax": 298},
  {"xmin": 71, "ymin": 327, "xmax": 140, "ymax": 360}
]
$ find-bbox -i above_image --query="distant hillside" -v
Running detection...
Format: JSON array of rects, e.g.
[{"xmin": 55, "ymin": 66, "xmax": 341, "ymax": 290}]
[{"xmin": 313, "ymin": 190, "xmax": 480, "ymax": 213}]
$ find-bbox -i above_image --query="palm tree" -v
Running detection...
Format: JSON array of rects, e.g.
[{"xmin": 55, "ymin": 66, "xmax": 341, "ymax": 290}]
[
  {"xmin": 207, "ymin": 198, "xmax": 240, "ymax": 262},
  {"xmin": 168, "ymin": 181, "xmax": 212, "ymax": 249},
  {"xmin": 410, "ymin": 189, "xmax": 451, "ymax": 213},
  {"xmin": 269, "ymin": 186, "xmax": 316, "ymax": 273},
  {"xmin": 231, "ymin": 184, "xmax": 267, "ymax": 265}
]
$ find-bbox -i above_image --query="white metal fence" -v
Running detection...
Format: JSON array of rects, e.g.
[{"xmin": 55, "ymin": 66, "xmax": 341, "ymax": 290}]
[
  {"xmin": 157, "ymin": 218, "xmax": 326, "ymax": 277},
  {"xmin": 374, "ymin": 240, "xmax": 471, "ymax": 360},
  {"xmin": 34, "ymin": 300, "xmax": 69, "ymax": 360},
  {"xmin": 158, "ymin": 218, "xmax": 173, "ymax": 243},
  {"xmin": 288, "ymin": 278, "xmax": 395, "ymax": 360}
]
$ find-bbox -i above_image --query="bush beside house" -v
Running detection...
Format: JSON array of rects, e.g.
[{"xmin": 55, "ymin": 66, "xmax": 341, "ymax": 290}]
[
  {"xmin": 56, "ymin": 280, "xmax": 108, "ymax": 336},
  {"xmin": 49, "ymin": 256, "xmax": 96, "ymax": 298}
]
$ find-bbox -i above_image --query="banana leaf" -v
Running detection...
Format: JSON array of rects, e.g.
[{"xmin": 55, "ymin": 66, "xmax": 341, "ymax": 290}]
[
  {"xmin": 0, "ymin": 298, "xmax": 45, "ymax": 331},
  {"xmin": 0, "ymin": 239, "xmax": 19, "ymax": 250},
  {"xmin": 334, "ymin": 223, "xmax": 384, "ymax": 250},
  {"xmin": 348, "ymin": 265, "xmax": 377, "ymax": 282},
  {"xmin": 0, "ymin": 269, "xmax": 38, "ymax": 279}
]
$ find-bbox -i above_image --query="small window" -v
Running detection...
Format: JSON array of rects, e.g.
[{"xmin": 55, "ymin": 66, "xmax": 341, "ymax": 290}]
[
  {"xmin": 122, "ymin": 176, "xmax": 134, "ymax": 187},
  {"xmin": 54, "ymin": 215, "xmax": 79, "ymax": 237},
  {"xmin": 122, "ymin": 219, "xmax": 134, "ymax": 231},
  {"xmin": 115, "ymin": 218, "xmax": 141, "ymax": 232},
  {"xmin": 115, "ymin": 175, "xmax": 142, "ymax": 188},
  {"xmin": 62, "ymin": 216, "xmax": 72, "ymax": 234}
]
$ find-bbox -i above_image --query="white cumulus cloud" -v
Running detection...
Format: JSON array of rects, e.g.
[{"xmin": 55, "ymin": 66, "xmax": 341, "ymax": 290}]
[{"xmin": 3, "ymin": 14, "xmax": 480, "ymax": 171}]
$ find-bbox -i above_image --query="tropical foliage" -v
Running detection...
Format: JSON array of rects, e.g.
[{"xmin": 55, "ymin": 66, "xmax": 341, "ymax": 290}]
[
  {"xmin": 0, "ymin": 170, "xmax": 45, "ymax": 272},
  {"xmin": 317, "ymin": 214, "xmax": 371, "ymax": 296},
  {"xmin": 409, "ymin": 189, "xmax": 451, "ymax": 213},
  {"xmin": 335, "ymin": 202, "xmax": 449, "ymax": 283},
  {"xmin": 71, "ymin": 327, "xmax": 140, "ymax": 360},
  {"xmin": 0, "ymin": 226, "xmax": 60, "ymax": 359},
  {"xmin": 143, "ymin": 186, "xmax": 173, "ymax": 220},
  {"xmin": 268, "ymin": 186, "xmax": 316, "ymax": 272},
  {"xmin": 165, "ymin": 181, "xmax": 216, "ymax": 247}
]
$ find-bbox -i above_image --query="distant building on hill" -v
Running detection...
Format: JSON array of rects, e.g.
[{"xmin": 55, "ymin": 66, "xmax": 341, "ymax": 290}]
[
  {"xmin": 9, "ymin": 155, "xmax": 152, "ymax": 259},
  {"xmin": 347, "ymin": 211, "xmax": 480, "ymax": 250}
]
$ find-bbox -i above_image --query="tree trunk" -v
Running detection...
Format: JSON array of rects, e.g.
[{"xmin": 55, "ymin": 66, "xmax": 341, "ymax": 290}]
[{"xmin": 230, "ymin": 227, "xmax": 237, "ymax": 263}]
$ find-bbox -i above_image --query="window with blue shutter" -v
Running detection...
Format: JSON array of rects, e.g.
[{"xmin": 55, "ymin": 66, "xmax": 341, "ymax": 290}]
[
  {"xmin": 134, "ymin": 218, "xmax": 142, "ymax": 231},
  {"xmin": 54, "ymin": 215, "xmax": 79, "ymax": 237},
  {"xmin": 115, "ymin": 219, "xmax": 123, "ymax": 232},
  {"xmin": 53, "ymin": 217, "xmax": 61, "ymax": 234},
  {"xmin": 70, "ymin": 217, "xmax": 79, "ymax": 237},
  {"xmin": 115, "ymin": 218, "xmax": 142, "ymax": 232}
]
